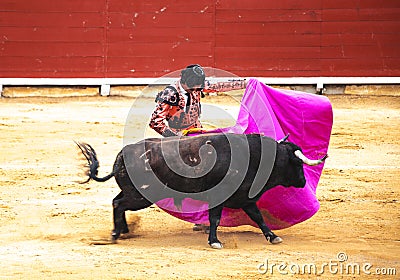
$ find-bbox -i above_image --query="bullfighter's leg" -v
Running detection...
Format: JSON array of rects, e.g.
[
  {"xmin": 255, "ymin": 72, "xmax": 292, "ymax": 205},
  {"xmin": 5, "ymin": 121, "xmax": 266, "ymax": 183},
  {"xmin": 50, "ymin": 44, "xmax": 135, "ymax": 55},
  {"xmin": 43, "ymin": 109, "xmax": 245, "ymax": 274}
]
[
  {"xmin": 242, "ymin": 203, "xmax": 283, "ymax": 244},
  {"xmin": 208, "ymin": 205, "xmax": 224, "ymax": 249},
  {"xmin": 112, "ymin": 192, "xmax": 152, "ymax": 241}
]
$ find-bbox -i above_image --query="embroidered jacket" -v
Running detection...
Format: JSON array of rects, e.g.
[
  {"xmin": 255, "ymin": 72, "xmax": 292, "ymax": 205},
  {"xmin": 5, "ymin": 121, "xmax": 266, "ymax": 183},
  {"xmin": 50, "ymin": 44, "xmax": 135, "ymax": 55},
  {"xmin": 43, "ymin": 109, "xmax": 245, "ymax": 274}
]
[{"xmin": 149, "ymin": 79, "xmax": 246, "ymax": 136}]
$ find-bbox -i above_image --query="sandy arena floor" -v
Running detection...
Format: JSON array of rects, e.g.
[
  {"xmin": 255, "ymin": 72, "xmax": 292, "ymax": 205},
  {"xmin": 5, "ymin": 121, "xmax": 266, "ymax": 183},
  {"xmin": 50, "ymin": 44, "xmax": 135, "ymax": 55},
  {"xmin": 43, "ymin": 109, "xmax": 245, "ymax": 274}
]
[{"xmin": 0, "ymin": 91, "xmax": 399, "ymax": 279}]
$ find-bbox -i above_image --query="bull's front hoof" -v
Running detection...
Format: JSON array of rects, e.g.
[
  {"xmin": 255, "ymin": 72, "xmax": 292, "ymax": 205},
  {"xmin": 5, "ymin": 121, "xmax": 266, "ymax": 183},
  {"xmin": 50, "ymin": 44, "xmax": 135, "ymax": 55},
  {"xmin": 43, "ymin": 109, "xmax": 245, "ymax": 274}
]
[
  {"xmin": 209, "ymin": 242, "xmax": 223, "ymax": 249},
  {"xmin": 271, "ymin": 236, "xmax": 283, "ymax": 244},
  {"xmin": 266, "ymin": 231, "xmax": 283, "ymax": 244}
]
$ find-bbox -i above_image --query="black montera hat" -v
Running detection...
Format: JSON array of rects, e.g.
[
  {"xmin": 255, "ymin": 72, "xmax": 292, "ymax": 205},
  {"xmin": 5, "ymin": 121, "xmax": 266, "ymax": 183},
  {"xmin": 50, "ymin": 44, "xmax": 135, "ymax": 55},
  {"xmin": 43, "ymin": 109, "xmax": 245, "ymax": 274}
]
[{"xmin": 180, "ymin": 64, "xmax": 205, "ymax": 88}]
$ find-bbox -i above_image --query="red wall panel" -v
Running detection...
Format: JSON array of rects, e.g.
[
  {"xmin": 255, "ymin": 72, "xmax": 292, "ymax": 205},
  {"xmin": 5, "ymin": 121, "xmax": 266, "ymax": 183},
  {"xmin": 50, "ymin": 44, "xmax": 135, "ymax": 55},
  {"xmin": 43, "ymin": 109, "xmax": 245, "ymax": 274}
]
[
  {"xmin": 0, "ymin": 0, "xmax": 106, "ymax": 78},
  {"xmin": 216, "ymin": 0, "xmax": 322, "ymax": 10},
  {"xmin": 216, "ymin": 9, "xmax": 322, "ymax": 22},
  {"xmin": 0, "ymin": 0, "xmax": 399, "ymax": 78},
  {"xmin": 102, "ymin": 0, "xmax": 215, "ymax": 78},
  {"xmin": 0, "ymin": 27, "xmax": 103, "ymax": 42},
  {"xmin": 320, "ymin": 0, "xmax": 400, "ymax": 76},
  {"xmin": 0, "ymin": 12, "xmax": 104, "ymax": 27},
  {"xmin": 1, "ymin": 0, "xmax": 105, "ymax": 12}
]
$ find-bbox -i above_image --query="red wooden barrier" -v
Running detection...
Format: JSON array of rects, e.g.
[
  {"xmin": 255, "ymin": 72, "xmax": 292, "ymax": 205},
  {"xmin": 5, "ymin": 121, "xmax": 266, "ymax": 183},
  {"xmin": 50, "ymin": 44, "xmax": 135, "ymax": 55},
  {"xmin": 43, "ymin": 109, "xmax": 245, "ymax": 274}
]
[{"xmin": 0, "ymin": 0, "xmax": 399, "ymax": 78}]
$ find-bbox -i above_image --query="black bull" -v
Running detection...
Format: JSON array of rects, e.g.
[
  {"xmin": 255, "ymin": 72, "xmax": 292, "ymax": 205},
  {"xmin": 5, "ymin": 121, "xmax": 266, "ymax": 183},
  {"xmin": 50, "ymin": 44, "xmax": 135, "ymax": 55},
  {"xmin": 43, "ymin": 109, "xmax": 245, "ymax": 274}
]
[{"xmin": 76, "ymin": 133, "xmax": 327, "ymax": 249}]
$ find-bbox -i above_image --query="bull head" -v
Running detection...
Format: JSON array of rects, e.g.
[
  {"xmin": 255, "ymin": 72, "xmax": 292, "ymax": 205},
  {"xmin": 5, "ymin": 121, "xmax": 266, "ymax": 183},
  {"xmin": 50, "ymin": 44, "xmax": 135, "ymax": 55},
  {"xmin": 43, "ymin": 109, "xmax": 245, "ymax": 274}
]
[{"xmin": 294, "ymin": 150, "xmax": 328, "ymax": 166}]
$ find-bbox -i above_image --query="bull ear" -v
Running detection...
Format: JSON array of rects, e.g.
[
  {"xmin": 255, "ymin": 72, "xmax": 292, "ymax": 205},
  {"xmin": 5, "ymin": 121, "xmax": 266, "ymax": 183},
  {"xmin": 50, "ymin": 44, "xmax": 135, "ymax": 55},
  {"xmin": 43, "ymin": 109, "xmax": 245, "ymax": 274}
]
[
  {"xmin": 277, "ymin": 133, "xmax": 290, "ymax": 143},
  {"xmin": 294, "ymin": 150, "xmax": 328, "ymax": 166}
]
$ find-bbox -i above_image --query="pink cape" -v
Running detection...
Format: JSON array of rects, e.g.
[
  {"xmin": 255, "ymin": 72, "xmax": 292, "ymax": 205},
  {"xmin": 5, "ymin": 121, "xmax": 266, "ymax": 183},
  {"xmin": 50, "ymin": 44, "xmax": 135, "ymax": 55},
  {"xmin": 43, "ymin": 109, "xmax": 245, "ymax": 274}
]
[{"xmin": 156, "ymin": 79, "xmax": 333, "ymax": 229}]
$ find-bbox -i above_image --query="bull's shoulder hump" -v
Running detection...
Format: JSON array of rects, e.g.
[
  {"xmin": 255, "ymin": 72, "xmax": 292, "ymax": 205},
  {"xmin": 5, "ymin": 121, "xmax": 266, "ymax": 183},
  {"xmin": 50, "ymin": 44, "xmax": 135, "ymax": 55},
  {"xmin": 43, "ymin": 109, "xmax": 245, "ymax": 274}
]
[
  {"xmin": 260, "ymin": 135, "xmax": 277, "ymax": 144},
  {"xmin": 188, "ymin": 133, "xmax": 244, "ymax": 144}
]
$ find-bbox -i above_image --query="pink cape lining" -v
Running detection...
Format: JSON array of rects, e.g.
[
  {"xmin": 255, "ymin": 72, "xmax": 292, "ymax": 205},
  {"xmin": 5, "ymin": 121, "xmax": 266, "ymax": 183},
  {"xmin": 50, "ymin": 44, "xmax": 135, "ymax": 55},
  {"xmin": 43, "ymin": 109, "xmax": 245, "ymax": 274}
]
[{"xmin": 156, "ymin": 79, "xmax": 333, "ymax": 229}]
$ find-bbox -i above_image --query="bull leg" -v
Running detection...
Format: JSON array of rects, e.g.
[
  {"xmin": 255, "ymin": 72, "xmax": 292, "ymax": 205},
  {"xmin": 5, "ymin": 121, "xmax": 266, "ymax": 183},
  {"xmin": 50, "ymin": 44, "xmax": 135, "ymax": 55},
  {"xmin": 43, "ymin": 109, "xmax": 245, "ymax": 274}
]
[
  {"xmin": 112, "ymin": 193, "xmax": 128, "ymax": 241},
  {"xmin": 242, "ymin": 203, "xmax": 283, "ymax": 244},
  {"xmin": 112, "ymin": 192, "xmax": 152, "ymax": 241},
  {"xmin": 207, "ymin": 205, "xmax": 224, "ymax": 249}
]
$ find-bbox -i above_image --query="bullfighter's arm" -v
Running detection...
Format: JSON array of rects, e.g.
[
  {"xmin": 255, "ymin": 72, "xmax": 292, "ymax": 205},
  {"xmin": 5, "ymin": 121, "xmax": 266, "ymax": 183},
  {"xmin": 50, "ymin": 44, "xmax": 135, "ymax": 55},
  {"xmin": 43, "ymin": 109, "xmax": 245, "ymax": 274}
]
[
  {"xmin": 203, "ymin": 79, "xmax": 247, "ymax": 93},
  {"xmin": 149, "ymin": 103, "xmax": 176, "ymax": 137}
]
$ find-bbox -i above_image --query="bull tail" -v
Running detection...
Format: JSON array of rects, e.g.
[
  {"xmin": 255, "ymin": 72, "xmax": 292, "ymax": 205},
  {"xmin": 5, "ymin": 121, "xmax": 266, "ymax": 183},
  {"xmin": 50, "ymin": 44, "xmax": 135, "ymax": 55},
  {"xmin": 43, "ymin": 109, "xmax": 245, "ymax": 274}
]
[{"xmin": 75, "ymin": 141, "xmax": 115, "ymax": 183}]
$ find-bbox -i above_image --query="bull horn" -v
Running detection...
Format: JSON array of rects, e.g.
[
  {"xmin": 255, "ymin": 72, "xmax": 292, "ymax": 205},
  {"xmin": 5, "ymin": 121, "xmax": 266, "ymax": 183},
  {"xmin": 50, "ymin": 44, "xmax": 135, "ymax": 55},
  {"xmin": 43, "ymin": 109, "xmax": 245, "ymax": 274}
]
[
  {"xmin": 277, "ymin": 133, "xmax": 290, "ymax": 143},
  {"xmin": 294, "ymin": 150, "xmax": 328, "ymax": 166}
]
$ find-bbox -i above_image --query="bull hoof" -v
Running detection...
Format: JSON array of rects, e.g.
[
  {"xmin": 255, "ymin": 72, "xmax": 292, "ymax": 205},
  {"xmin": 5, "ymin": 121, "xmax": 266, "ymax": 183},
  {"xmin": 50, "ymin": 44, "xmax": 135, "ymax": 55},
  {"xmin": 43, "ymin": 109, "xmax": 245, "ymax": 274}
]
[
  {"xmin": 111, "ymin": 238, "xmax": 118, "ymax": 244},
  {"xmin": 193, "ymin": 224, "xmax": 204, "ymax": 231},
  {"xmin": 111, "ymin": 231, "xmax": 120, "ymax": 242},
  {"xmin": 209, "ymin": 242, "xmax": 223, "ymax": 249},
  {"xmin": 266, "ymin": 231, "xmax": 282, "ymax": 244},
  {"xmin": 271, "ymin": 236, "xmax": 283, "ymax": 244}
]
